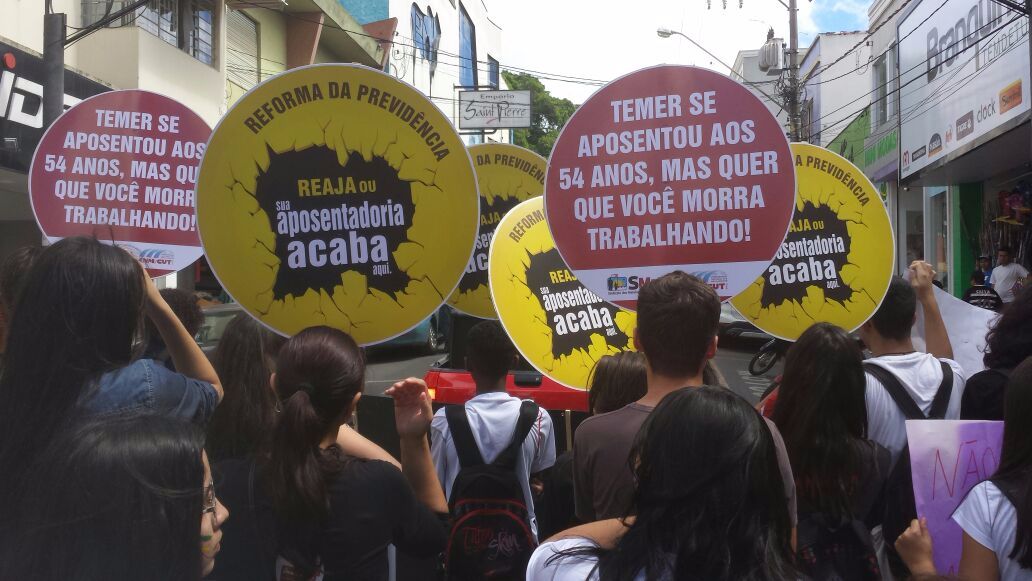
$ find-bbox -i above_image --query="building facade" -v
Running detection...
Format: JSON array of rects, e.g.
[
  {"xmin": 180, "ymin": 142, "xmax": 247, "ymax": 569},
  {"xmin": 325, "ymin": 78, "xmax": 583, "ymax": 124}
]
[{"xmin": 799, "ymin": 31, "xmax": 873, "ymax": 148}]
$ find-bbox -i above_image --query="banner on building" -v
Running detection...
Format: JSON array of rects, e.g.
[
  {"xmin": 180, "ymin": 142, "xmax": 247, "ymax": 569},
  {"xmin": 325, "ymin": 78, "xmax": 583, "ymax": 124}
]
[
  {"xmin": 0, "ymin": 41, "xmax": 109, "ymax": 174},
  {"xmin": 196, "ymin": 64, "xmax": 480, "ymax": 344},
  {"xmin": 457, "ymin": 90, "xmax": 531, "ymax": 129},
  {"xmin": 544, "ymin": 65, "xmax": 796, "ymax": 309},
  {"xmin": 907, "ymin": 420, "xmax": 1005, "ymax": 575},
  {"xmin": 898, "ymin": 0, "xmax": 1030, "ymax": 178},
  {"xmin": 489, "ymin": 196, "xmax": 636, "ymax": 390},
  {"xmin": 448, "ymin": 144, "xmax": 545, "ymax": 319},
  {"xmin": 731, "ymin": 143, "xmax": 895, "ymax": 340},
  {"xmin": 28, "ymin": 90, "xmax": 209, "ymax": 277}
]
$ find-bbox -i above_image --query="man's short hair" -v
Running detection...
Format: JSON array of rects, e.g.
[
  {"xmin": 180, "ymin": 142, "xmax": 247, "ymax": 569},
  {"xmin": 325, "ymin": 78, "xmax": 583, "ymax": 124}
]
[
  {"xmin": 157, "ymin": 288, "xmax": 204, "ymax": 336},
  {"xmin": 466, "ymin": 320, "xmax": 516, "ymax": 383},
  {"xmin": 636, "ymin": 271, "xmax": 720, "ymax": 377},
  {"xmin": 970, "ymin": 270, "xmax": 985, "ymax": 284},
  {"xmin": 999, "ymin": 246, "xmax": 1013, "ymax": 255},
  {"xmin": 869, "ymin": 276, "xmax": 916, "ymax": 341}
]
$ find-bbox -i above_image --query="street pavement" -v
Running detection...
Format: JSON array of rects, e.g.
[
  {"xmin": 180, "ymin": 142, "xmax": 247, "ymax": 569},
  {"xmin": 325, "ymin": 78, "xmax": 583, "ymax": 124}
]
[{"xmin": 364, "ymin": 335, "xmax": 781, "ymax": 406}]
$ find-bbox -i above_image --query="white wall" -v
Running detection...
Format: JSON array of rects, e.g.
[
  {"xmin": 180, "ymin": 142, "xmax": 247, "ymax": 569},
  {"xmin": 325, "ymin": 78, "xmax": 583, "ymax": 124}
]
[
  {"xmin": 732, "ymin": 48, "xmax": 790, "ymax": 135},
  {"xmin": 388, "ymin": 0, "xmax": 510, "ymax": 143},
  {"xmin": 802, "ymin": 32, "xmax": 872, "ymax": 147}
]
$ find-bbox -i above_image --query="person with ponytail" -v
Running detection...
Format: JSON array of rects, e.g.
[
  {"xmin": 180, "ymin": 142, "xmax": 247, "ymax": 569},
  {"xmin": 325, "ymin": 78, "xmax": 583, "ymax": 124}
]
[{"xmin": 211, "ymin": 326, "xmax": 447, "ymax": 581}]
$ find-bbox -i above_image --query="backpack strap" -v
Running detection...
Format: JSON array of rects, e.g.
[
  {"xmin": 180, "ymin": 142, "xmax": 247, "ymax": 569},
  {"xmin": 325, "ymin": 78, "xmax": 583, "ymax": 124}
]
[
  {"xmin": 928, "ymin": 361, "xmax": 955, "ymax": 419},
  {"xmin": 445, "ymin": 404, "xmax": 485, "ymax": 468},
  {"xmin": 863, "ymin": 360, "xmax": 954, "ymax": 420},
  {"xmin": 493, "ymin": 400, "xmax": 540, "ymax": 470},
  {"xmin": 864, "ymin": 362, "xmax": 924, "ymax": 419}
]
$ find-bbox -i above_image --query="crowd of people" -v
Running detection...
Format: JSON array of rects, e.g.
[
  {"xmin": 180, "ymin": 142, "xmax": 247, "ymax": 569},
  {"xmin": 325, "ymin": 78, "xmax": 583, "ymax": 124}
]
[{"xmin": 0, "ymin": 235, "xmax": 1030, "ymax": 580}]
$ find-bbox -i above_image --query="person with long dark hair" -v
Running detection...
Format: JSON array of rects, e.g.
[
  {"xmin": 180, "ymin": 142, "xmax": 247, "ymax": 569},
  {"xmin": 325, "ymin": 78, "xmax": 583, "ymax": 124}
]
[
  {"xmin": 0, "ymin": 237, "xmax": 222, "ymax": 523},
  {"xmin": 963, "ymin": 285, "xmax": 1032, "ymax": 420},
  {"xmin": 586, "ymin": 351, "xmax": 648, "ymax": 415},
  {"xmin": 212, "ymin": 326, "xmax": 447, "ymax": 580},
  {"xmin": 528, "ymin": 386, "xmax": 797, "ymax": 580},
  {"xmin": 953, "ymin": 355, "xmax": 1032, "ymax": 579},
  {"xmin": 0, "ymin": 245, "xmax": 41, "ymax": 359},
  {"xmin": 0, "ymin": 415, "xmax": 229, "ymax": 580},
  {"xmin": 206, "ymin": 313, "xmax": 285, "ymax": 462},
  {"xmin": 771, "ymin": 322, "xmax": 891, "ymax": 579}
]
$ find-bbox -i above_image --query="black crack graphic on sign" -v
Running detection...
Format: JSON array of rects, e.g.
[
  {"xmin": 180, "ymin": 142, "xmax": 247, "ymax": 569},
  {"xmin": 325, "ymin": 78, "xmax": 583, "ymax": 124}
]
[
  {"xmin": 252, "ymin": 145, "xmax": 416, "ymax": 302},
  {"xmin": 523, "ymin": 248, "xmax": 629, "ymax": 359},
  {"xmin": 458, "ymin": 194, "xmax": 525, "ymax": 293},
  {"xmin": 760, "ymin": 201, "xmax": 853, "ymax": 308}
]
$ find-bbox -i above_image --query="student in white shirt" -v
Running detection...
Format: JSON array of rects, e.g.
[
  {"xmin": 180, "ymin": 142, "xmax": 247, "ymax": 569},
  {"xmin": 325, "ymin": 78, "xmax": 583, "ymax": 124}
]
[
  {"xmin": 990, "ymin": 247, "xmax": 1030, "ymax": 304},
  {"xmin": 895, "ymin": 356, "xmax": 1032, "ymax": 580},
  {"xmin": 860, "ymin": 261, "xmax": 965, "ymax": 467},
  {"xmin": 430, "ymin": 320, "xmax": 556, "ymax": 539},
  {"xmin": 527, "ymin": 386, "xmax": 797, "ymax": 580}
]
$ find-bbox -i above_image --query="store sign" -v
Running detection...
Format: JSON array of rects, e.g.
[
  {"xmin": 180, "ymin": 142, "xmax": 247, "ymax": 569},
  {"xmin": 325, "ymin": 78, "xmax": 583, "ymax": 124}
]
[
  {"xmin": 898, "ymin": 0, "xmax": 1030, "ymax": 178},
  {"xmin": 544, "ymin": 65, "xmax": 796, "ymax": 308},
  {"xmin": 864, "ymin": 128, "xmax": 898, "ymax": 182},
  {"xmin": 0, "ymin": 42, "xmax": 109, "ymax": 173},
  {"xmin": 457, "ymin": 90, "xmax": 531, "ymax": 129}
]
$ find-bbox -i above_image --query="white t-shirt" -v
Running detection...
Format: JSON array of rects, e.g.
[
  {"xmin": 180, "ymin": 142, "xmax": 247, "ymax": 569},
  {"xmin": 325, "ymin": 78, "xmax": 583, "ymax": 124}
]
[
  {"xmin": 990, "ymin": 262, "xmax": 1030, "ymax": 303},
  {"xmin": 526, "ymin": 537, "xmax": 660, "ymax": 580},
  {"xmin": 430, "ymin": 391, "xmax": 556, "ymax": 539},
  {"xmin": 952, "ymin": 481, "xmax": 1032, "ymax": 580},
  {"xmin": 865, "ymin": 353, "xmax": 965, "ymax": 466}
]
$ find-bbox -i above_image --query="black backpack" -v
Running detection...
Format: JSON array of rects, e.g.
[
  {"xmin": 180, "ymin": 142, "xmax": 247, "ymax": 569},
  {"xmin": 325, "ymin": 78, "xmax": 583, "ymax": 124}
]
[
  {"xmin": 444, "ymin": 400, "xmax": 539, "ymax": 580},
  {"xmin": 797, "ymin": 512, "xmax": 881, "ymax": 581},
  {"xmin": 863, "ymin": 360, "xmax": 953, "ymax": 578}
]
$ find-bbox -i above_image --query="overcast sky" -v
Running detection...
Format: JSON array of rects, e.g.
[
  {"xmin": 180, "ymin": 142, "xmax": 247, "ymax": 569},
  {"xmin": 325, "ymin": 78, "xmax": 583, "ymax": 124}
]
[{"xmin": 493, "ymin": 0, "xmax": 869, "ymax": 104}]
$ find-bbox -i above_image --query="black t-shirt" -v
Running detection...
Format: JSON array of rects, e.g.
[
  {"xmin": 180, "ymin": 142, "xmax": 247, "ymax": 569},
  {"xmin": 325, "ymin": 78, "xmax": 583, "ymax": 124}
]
[
  {"xmin": 796, "ymin": 441, "xmax": 892, "ymax": 529},
  {"xmin": 211, "ymin": 455, "xmax": 447, "ymax": 581},
  {"xmin": 961, "ymin": 368, "xmax": 1010, "ymax": 421},
  {"xmin": 962, "ymin": 285, "xmax": 1004, "ymax": 312}
]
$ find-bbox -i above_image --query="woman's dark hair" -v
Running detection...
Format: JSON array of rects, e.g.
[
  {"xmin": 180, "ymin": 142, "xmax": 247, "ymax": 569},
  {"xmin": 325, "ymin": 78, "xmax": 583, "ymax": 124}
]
[
  {"xmin": 1, "ymin": 416, "xmax": 206, "ymax": 581},
  {"xmin": 587, "ymin": 351, "xmax": 647, "ymax": 414},
  {"xmin": 206, "ymin": 313, "xmax": 285, "ymax": 461},
  {"xmin": 984, "ymin": 285, "xmax": 1032, "ymax": 369},
  {"xmin": 992, "ymin": 356, "xmax": 1032, "ymax": 568},
  {"xmin": 0, "ymin": 237, "xmax": 146, "ymax": 511},
  {"xmin": 771, "ymin": 322, "xmax": 871, "ymax": 521},
  {"xmin": 555, "ymin": 386, "xmax": 796, "ymax": 580},
  {"xmin": 0, "ymin": 245, "xmax": 42, "ymax": 314},
  {"xmin": 265, "ymin": 326, "xmax": 364, "ymax": 573}
]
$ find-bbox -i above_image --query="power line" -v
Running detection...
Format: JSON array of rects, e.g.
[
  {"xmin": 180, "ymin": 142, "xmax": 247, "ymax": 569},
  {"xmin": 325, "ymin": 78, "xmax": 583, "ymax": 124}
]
[{"xmin": 809, "ymin": 0, "xmax": 915, "ymax": 79}]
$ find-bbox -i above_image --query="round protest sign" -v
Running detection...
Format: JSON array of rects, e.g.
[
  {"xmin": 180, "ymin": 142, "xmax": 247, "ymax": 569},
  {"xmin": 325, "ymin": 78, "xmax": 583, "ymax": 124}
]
[
  {"xmin": 545, "ymin": 65, "xmax": 796, "ymax": 308},
  {"xmin": 448, "ymin": 144, "xmax": 546, "ymax": 319},
  {"xmin": 29, "ymin": 90, "xmax": 210, "ymax": 276},
  {"xmin": 196, "ymin": 64, "xmax": 479, "ymax": 344},
  {"xmin": 730, "ymin": 143, "xmax": 894, "ymax": 340},
  {"xmin": 490, "ymin": 196, "xmax": 636, "ymax": 390}
]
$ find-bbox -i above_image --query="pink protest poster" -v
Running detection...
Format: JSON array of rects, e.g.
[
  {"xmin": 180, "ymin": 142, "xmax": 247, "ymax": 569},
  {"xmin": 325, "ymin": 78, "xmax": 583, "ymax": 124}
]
[{"xmin": 906, "ymin": 419, "xmax": 1004, "ymax": 574}]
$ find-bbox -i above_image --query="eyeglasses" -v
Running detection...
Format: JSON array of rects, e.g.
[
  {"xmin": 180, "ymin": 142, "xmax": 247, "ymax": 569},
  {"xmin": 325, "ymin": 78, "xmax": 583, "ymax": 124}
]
[{"xmin": 202, "ymin": 482, "xmax": 216, "ymax": 516}]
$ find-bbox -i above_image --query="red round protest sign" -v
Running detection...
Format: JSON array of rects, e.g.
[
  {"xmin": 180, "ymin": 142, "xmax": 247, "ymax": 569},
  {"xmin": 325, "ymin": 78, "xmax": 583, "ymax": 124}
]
[
  {"xmin": 29, "ymin": 90, "xmax": 210, "ymax": 277},
  {"xmin": 545, "ymin": 65, "xmax": 795, "ymax": 308}
]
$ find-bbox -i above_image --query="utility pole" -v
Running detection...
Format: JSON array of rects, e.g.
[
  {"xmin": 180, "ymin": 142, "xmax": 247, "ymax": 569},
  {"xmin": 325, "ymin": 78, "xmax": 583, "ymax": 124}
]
[
  {"xmin": 41, "ymin": 0, "xmax": 152, "ymax": 130},
  {"xmin": 787, "ymin": 0, "xmax": 801, "ymax": 142}
]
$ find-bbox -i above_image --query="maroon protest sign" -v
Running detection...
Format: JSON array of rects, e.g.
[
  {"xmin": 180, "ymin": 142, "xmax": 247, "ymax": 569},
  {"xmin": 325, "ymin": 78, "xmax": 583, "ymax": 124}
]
[
  {"xmin": 29, "ymin": 90, "xmax": 210, "ymax": 276},
  {"xmin": 545, "ymin": 65, "xmax": 795, "ymax": 308}
]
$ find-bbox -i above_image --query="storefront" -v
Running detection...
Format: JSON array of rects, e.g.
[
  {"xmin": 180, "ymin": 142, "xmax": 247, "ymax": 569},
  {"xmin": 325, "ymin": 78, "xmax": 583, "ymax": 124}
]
[
  {"xmin": 897, "ymin": 0, "xmax": 1031, "ymax": 296},
  {"xmin": 0, "ymin": 38, "xmax": 109, "ymax": 257}
]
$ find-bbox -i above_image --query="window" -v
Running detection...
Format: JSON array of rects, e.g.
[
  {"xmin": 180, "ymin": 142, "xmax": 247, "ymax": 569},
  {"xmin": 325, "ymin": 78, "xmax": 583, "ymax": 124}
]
[
  {"xmin": 410, "ymin": 5, "xmax": 440, "ymax": 64},
  {"xmin": 81, "ymin": 0, "xmax": 217, "ymax": 67},
  {"xmin": 487, "ymin": 55, "xmax": 499, "ymax": 89},
  {"xmin": 226, "ymin": 8, "xmax": 259, "ymax": 89},
  {"xmin": 458, "ymin": 4, "xmax": 477, "ymax": 87},
  {"xmin": 800, "ymin": 98, "xmax": 814, "ymax": 143}
]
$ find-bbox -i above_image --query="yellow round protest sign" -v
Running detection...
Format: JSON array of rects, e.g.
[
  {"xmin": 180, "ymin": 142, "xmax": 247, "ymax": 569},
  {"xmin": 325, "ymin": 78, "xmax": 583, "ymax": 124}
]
[
  {"xmin": 489, "ymin": 197, "xmax": 636, "ymax": 389},
  {"xmin": 196, "ymin": 64, "xmax": 479, "ymax": 344},
  {"xmin": 731, "ymin": 143, "xmax": 894, "ymax": 340},
  {"xmin": 448, "ymin": 144, "xmax": 546, "ymax": 319}
]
